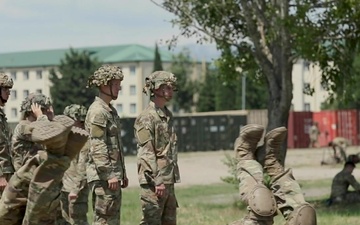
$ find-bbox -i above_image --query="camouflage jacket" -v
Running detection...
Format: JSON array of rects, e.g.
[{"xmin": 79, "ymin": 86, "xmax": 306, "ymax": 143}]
[
  {"xmin": 0, "ymin": 108, "xmax": 14, "ymax": 176},
  {"xmin": 331, "ymin": 169, "xmax": 360, "ymax": 199},
  {"xmin": 134, "ymin": 101, "xmax": 180, "ymax": 185},
  {"xmin": 62, "ymin": 141, "xmax": 89, "ymax": 193},
  {"xmin": 85, "ymin": 97, "xmax": 126, "ymax": 182},
  {"xmin": 11, "ymin": 118, "xmax": 46, "ymax": 171}
]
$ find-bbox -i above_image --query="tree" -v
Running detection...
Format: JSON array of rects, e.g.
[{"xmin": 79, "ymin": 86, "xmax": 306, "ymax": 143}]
[
  {"xmin": 170, "ymin": 49, "xmax": 198, "ymax": 113},
  {"xmin": 49, "ymin": 48, "xmax": 101, "ymax": 114},
  {"xmin": 152, "ymin": 0, "xmax": 360, "ymax": 163},
  {"xmin": 153, "ymin": 42, "xmax": 163, "ymax": 71}
]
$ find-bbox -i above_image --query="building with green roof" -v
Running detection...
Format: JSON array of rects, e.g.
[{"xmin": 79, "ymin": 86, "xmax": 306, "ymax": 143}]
[{"xmin": 0, "ymin": 44, "xmax": 204, "ymax": 123}]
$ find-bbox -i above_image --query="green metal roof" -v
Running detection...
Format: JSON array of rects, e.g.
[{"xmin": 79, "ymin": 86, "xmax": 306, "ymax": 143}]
[{"xmin": 0, "ymin": 44, "xmax": 174, "ymax": 68}]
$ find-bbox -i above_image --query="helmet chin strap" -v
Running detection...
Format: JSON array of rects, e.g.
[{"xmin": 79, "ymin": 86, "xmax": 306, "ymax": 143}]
[{"xmin": 101, "ymin": 83, "xmax": 117, "ymax": 100}]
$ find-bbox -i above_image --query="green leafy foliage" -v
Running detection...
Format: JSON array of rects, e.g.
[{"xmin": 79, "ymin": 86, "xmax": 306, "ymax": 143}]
[
  {"xmin": 153, "ymin": 42, "xmax": 163, "ymax": 72},
  {"xmin": 49, "ymin": 48, "xmax": 100, "ymax": 114},
  {"xmin": 170, "ymin": 49, "xmax": 199, "ymax": 113}
]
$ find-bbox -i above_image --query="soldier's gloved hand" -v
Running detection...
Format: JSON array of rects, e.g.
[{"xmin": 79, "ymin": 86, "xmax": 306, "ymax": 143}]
[
  {"xmin": 108, "ymin": 177, "xmax": 119, "ymax": 190},
  {"xmin": 31, "ymin": 103, "xmax": 43, "ymax": 118},
  {"xmin": 68, "ymin": 192, "xmax": 78, "ymax": 201},
  {"xmin": 155, "ymin": 183, "xmax": 166, "ymax": 197},
  {"xmin": 0, "ymin": 176, "xmax": 8, "ymax": 191}
]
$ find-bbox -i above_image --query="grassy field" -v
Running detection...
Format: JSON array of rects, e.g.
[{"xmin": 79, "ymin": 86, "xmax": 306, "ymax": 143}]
[{"xmin": 86, "ymin": 179, "xmax": 360, "ymax": 225}]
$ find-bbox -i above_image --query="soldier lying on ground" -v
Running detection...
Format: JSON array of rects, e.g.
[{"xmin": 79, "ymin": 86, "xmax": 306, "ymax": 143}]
[{"xmin": 231, "ymin": 124, "xmax": 317, "ymax": 225}]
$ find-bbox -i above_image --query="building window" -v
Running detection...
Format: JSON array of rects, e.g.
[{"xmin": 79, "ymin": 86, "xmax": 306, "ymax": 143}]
[
  {"xmin": 11, "ymin": 108, "xmax": 17, "ymax": 118},
  {"xmin": 130, "ymin": 85, "xmax": 136, "ymax": 95},
  {"xmin": 23, "ymin": 90, "xmax": 29, "ymax": 98},
  {"xmin": 36, "ymin": 89, "xmax": 42, "ymax": 94},
  {"xmin": 11, "ymin": 72, "xmax": 17, "ymax": 80},
  {"xmin": 130, "ymin": 103, "xmax": 136, "ymax": 114},
  {"xmin": 116, "ymin": 104, "xmax": 123, "ymax": 114},
  {"xmin": 129, "ymin": 66, "xmax": 136, "ymax": 75},
  {"xmin": 36, "ymin": 70, "xmax": 43, "ymax": 79},
  {"xmin": 23, "ymin": 71, "xmax": 29, "ymax": 80},
  {"xmin": 304, "ymin": 103, "xmax": 311, "ymax": 111},
  {"xmin": 10, "ymin": 90, "xmax": 17, "ymax": 100}
]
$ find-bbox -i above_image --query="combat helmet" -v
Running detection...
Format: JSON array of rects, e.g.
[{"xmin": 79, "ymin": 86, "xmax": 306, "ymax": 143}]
[
  {"xmin": 142, "ymin": 71, "xmax": 177, "ymax": 96},
  {"xmin": 86, "ymin": 65, "xmax": 124, "ymax": 88},
  {"xmin": 0, "ymin": 72, "xmax": 14, "ymax": 88},
  {"xmin": 63, "ymin": 104, "xmax": 87, "ymax": 122},
  {"xmin": 20, "ymin": 93, "xmax": 52, "ymax": 113}
]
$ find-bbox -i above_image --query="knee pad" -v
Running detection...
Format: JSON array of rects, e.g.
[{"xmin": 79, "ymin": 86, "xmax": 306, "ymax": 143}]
[
  {"xmin": 248, "ymin": 184, "xmax": 277, "ymax": 217},
  {"xmin": 286, "ymin": 204, "xmax": 317, "ymax": 225}
]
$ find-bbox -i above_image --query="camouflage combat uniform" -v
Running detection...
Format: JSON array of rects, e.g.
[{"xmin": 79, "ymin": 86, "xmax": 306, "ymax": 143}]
[
  {"xmin": 58, "ymin": 104, "xmax": 89, "ymax": 225},
  {"xmin": 308, "ymin": 123, "xmax": 320, "ymax": 148},
  {"xmin": 231, "ymin": 124, "xmax": 316, "ymax": 225},
  {"xmin": 0, "ymin": 116, "xmax": 88, "ymax": 225},
  {"xmin": 330, "ymin": 168, "xmax": 360, "ymax": 203},
  {"xmin": 0, "ymin": 72, "xmax": 14, "ymax": 199},
  {"xmin": 85, "ymin": 65, "xmax": 127, "ymax": 225},
  {"xmin": 134, "ymin": 71, "xmax": 180, "ymax": 225},
  {"xmin": 11, "ymin": 93, "xmax": 52, "ymax": 171}
]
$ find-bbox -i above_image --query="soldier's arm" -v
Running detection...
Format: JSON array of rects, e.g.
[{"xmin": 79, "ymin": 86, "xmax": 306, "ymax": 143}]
[
  {"xmin": 348, "ymin": 174, "xmax": 360, "ymax": 191},
  {"xmin": 0, "ymin": 134, "xmax": 13, "ymax": 177},
  {"xmin": 88, "ymin": 111, "xmax": 115, "ymax": 180},
  {"xmin": 71, "ymin": 143, "xmax": 89, "ymax": 194},
  {"xmin": 135, "ymin": 120, "xmax": 163, "ymax": 185}
]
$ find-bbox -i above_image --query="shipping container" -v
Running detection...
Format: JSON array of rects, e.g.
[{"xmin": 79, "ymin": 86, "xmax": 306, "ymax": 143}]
[
  {"xmin": 287, "ymin": 111, "xmax": 313, "ymax": 148},
  {"xmin": 313, "ymin": 111, "xmax": 337, "ymax": 147},
  {"xmin": 337, "ymin": 110, "xmax": 358, "ymax": 145}
]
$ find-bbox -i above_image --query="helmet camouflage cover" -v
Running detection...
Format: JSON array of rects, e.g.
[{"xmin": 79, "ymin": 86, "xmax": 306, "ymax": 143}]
[
  {"xmin": 86, "ymin": 64, "xmax": 124, "ymax": 88},
  {"xmin": 0, "ymin": 72, "xmax": 14, "ymax": 88},
  {"xmin": 63, "ymin": 104, "xmax": 87, "ymax": 122},
  {"xmin": 142, "ymin": 71, "xmax": 177, "ymax": 95},
  {"xmin": 20, "ymin": 93, "xmax": 52, "ymax": 112}
]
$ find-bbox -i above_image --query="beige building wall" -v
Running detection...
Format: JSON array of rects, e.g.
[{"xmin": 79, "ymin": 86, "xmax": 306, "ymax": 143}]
[{"xmin": 291, "ymin": 60, "xmax": 329, "ymax": 112}]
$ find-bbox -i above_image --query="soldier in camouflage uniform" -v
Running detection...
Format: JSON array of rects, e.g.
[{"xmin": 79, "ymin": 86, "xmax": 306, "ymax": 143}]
[
  {"xmin": 231, "ymin": 124, "xmax": 316, "ymax": 225},
  {"xmin": 58, "ymin": 104, "xmax": 89, "ymax": 225},
  {"xmin": 0, "ymin": 115, "xmax": 88, "ymax": 225},
  {"xmin": 134, "ymin": 71, "xmax": 180, "ymax": 225},
  {"xmin": 12, "ymin": 93, "xmax": 53, "ymax": 171},
  {"xmin": 85, "ymin": 65, "xmax": 128, "ymax": 225},
  {"xmin": 330, "ymin": 161, "xmax": 360, "ymax": 204},
  {"xmin": 0, "ymin": 72, "xmax": 14, "ymax": 199}
]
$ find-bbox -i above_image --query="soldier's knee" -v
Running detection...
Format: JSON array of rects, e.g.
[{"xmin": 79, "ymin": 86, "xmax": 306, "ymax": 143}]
[
  {"xmin": 286, "ymin": 203, "xmax": 316, "ymax": 225},
  {"xmin": 248, "ymin": 184, "xmax": 277, "ymax": 220}
]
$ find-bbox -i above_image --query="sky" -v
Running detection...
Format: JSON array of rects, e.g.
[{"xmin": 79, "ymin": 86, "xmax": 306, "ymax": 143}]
[{"xmin": 0, "ymin": 0, "xmax": 207, "ymax": 54}]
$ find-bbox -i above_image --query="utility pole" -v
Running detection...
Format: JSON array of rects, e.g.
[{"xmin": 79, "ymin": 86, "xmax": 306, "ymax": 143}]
[{"xmin": 242, "ymin": 73, "xmax": 246, "ymax": 110}]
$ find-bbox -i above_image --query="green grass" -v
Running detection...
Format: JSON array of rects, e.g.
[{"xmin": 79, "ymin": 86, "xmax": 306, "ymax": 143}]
[{"xmin": 86, "ymin": 181, "xmax": 360, "ymax": 225}]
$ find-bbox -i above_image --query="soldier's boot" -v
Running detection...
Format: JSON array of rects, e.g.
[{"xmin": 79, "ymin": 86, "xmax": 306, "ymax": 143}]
[
  {"xmin": 64, "ymin": 126, "xmax": 89, "ymax": 160},
  {"xmin": 263, "ymin": 127, "xmax": 287, "ymax": 178},
  {"xmin": 234, "ymin": 124, "xmax": 265, "ymax": 160},
  {"xmin": 235, "ymin": 125, "xmax": 276, "ymax": 225}
]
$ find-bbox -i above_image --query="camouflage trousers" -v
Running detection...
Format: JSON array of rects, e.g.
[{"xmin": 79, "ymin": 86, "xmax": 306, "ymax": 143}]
[
  {"xmin": 332, "ymin": 191, "xmax": 360, "ymax": 204},
  {"xmin": 139, "ymin": 183, "xmax": 177, "ymax": 225},
  {"xmin": 233, "ymin": 160, "xmax": 307, "ymax": 225},
  {"xmin": 0, "ymin": 151, "xmax": 71, "ymax": 225},
  {"xmin": 57, "ymin": 185, "xmax": 89, "ymax": 225},
  {"xmin": 89, "ymin": 180, "xmax": 122, "ymax": 225}
]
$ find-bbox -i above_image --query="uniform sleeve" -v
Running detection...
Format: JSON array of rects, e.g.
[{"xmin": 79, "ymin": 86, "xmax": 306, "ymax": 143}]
[
  {"xmin": 70, "ymin": 143, "xmax": 89, "ymax": 194},
  {"xmin": 135, "ymin": 116, "xmax": 163, "ymax": 185},
  {"xmin": 87, "ymin": 110, "xmax": 115, "ymax": 181},
  {"xmin": 11, "ymin": 124, "xmax": 25, "ymax": 172},
  {"xmin": 0, "ymin": 129, "xmax": 13, "ymax": 176},
  {"xmin": 347, "ymin": 174, "xmax": 360, "ymax": 191}
]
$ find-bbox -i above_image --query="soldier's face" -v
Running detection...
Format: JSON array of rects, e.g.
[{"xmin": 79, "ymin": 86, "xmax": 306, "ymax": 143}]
[
  {"xmin": 0, "ymin": 87, "xmax": 11, "ymax": 103},
  {"xmin": 155, "ymin": 84, "xmax": 174, "ymax": 101},
  {"xmin": 109, "ymin": 79, "xmax": 122, "ymax": 99}
]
